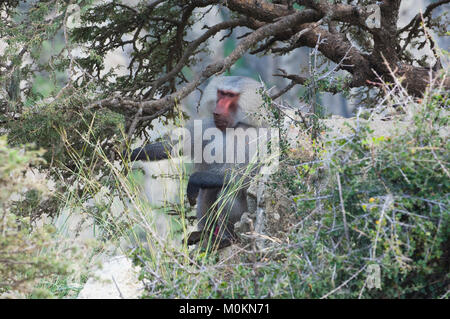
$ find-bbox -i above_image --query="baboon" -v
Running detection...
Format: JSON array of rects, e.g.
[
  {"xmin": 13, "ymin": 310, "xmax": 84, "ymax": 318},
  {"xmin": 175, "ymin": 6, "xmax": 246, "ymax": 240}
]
[{"xmin": 127, "ymin": 76, "xmax": 273, "ymax": 248}]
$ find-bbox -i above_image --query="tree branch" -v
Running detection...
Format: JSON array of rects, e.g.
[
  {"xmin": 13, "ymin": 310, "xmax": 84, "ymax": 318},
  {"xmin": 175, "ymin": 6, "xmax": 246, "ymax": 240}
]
[
  {"xmin": 91, "ymin": 10, "xmax": 322, "ymax": 116},
  {"xmin": 143, "ymin": 18, "xmax": 250, "ymax": 100},
  {"xmin": 226, "ymin": 0, "xmax": 293, "ymax": 22}
]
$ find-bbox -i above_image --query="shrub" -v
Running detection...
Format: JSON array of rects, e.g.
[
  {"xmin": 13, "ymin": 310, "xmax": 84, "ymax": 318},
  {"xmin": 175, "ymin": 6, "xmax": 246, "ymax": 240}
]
[
  {"xmin": 132, "ymin": 82, "xmax": 449, "ymax": 299},
  {"xmin": 0, "ymin": 136, "xmax": 69, "ymax": 296},
  {"xmin": 292, "ymin": 89, "xmax": 449, "ymax": 298}
]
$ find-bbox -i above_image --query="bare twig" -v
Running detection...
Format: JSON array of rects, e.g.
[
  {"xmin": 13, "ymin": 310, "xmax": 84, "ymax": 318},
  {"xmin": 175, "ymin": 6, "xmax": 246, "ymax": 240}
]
[
  {"xmin": 336, "ymin": 172, "xmax": 350, "ymax": 250},
  {"xmin": 320, "ymin": 265, "xmax": 367, "ymax": 299}
]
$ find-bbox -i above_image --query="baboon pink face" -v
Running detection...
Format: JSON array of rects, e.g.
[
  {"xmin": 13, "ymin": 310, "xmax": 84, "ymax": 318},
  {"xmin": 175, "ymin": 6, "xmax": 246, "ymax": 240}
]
[{"xmin": 214, "ymin": 89, "xmax": 240, "ymax": 131}]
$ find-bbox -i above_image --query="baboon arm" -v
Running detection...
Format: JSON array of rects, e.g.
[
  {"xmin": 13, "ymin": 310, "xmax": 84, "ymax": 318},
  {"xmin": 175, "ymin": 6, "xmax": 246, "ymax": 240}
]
[
  {"xmin": 186, "ymin": 183, "xmax": 199, "ymax": 206},
  {"xmin": 189, "ymin": 171, "xmax": 226, "ymax": 188},
  {"xmin": 126, "ymin": 141, "xmax": 172, "ymax": 161},
  {"xmin": 186, "ymin": 171, "xmax": 225, "ymax": 206}
]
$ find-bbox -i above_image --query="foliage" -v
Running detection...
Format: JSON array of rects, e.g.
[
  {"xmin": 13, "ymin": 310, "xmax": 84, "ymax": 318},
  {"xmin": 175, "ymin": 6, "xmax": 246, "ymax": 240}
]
[
  {"xmin": 5, "ymin": 100, "xmax": 124, "ymax": 177},
  {"xmin": 0, "ymin": 136, "xmax": 70, "ymax": 296},
  {"xmin": 290, "ymin": 89, "xmax": 449, "ymax": 298},
  {"xmin": 1, "ymin": 1, "xmax": 124, "ymax": 182},
  {"xmin": 0, "ymin": 0, "xmax": 449, "ymax": 299},
  {"xmin": 70, "ymin": 0, "xmax": 197, "ymax": 98},
  {"xmin": 132, "ymin": 82, "xmax": 449, "ymax": 299}
]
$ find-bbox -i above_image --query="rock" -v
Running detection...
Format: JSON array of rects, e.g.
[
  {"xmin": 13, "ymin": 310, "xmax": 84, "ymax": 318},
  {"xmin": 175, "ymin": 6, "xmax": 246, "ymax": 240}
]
[
  {"xmin": 77, "ymin": 255, "xmax": 144, "ymax": 299},
  {"xmin": 234, "ymin": 212, "xmax": 255, "ymax": 244}
]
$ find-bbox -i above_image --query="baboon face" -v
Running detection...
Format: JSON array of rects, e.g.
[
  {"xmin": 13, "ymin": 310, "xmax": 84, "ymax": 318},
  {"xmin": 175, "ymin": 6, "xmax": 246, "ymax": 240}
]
[{"xmin": 214, "ymin": 89, "xmax": 240, "ymax": 131}]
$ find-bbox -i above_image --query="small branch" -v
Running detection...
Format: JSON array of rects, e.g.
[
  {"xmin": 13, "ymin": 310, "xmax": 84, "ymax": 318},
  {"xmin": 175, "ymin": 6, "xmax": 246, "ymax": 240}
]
[
  {"xmin": 270, "ymin": 81, "xmax": 296, "ymax": 100},
  {"xmin": 271, "ymin": 18, "xmax": 323, "ymax": 54},
  {"xmin": 397, "ymin": 0, "xmax": 450, "ymax": 34},
  {"xmin": 320, "ymin": 265, "xmax": 367, "ymax": 299},
  {"xmin": 143, "ymin": 18, "xmax": 250, "ymax": 100},
  {"xmin": 336, "ymin": 172, "xmax": 351, "ymax": 250},
  {"xmin": 371, "ymin": 194, "xmax": 394, "ymax": 260},
  {"xmin": 111, "ymin": 275, "xmax": 124, "ymax": 299},
  {"xmin": 273, "ymin": 72, "xmax": 308, "ymax": 86}
]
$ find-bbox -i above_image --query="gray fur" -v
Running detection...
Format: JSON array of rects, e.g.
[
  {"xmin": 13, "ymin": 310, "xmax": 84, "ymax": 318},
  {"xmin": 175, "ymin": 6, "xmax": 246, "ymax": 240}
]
[{"xmin": 129, "ymin": 76, "xmax": 267, "ymax": 248}]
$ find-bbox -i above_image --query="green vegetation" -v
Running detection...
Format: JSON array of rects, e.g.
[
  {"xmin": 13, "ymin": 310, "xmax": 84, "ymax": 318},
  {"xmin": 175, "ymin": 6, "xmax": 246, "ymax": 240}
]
[
  {"xmin": 0, "ymin": 1, "xmax": 448, "ymax": 299},
  {"xmin": 0, "ymin": 137, "xmax": 69, "ymax": 296},
  {"xmin": 127, "ymin": 87, "xmax": 448, "ymax": 299},
  {"xmin": 291, "ymin": 91, "xmax": 449, "ymax": 298}
]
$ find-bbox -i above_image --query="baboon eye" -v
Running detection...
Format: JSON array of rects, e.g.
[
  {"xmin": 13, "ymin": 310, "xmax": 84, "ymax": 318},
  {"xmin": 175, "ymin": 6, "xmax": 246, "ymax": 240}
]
[{"xmin": 218, "ymin": 90, "xmax": 238, "ymax": 98}]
